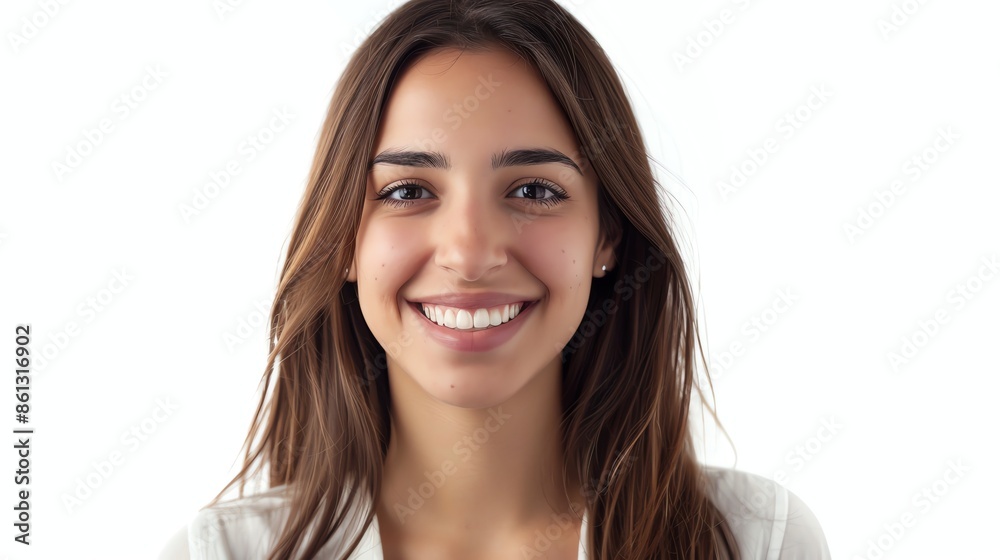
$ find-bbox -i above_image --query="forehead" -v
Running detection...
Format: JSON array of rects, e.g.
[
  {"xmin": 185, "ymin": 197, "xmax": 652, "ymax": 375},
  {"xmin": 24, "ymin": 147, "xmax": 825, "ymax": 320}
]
[{"xmin": 372, "ymin": 48, "xmax": 582, "ymax": 166}]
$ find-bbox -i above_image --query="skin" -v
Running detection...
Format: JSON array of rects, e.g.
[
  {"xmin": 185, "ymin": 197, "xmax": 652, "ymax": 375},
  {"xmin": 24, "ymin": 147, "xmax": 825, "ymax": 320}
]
[{"xmin": 346, "ymin": 47, "xmax": 617, "ymax": 559}]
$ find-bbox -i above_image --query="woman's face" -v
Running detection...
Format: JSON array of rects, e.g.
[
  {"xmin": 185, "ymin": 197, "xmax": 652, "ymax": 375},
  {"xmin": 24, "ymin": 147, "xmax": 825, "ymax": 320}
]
[{"xmin": 350, "ymin": 47, "xmax": 616, "ymax": 408}]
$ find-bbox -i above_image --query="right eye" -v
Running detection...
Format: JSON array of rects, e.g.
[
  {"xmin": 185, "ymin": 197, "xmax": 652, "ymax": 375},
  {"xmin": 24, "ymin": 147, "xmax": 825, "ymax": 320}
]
[{"xmin": 375, "ymin": 182, "xmax": 435, "ymax": 208}]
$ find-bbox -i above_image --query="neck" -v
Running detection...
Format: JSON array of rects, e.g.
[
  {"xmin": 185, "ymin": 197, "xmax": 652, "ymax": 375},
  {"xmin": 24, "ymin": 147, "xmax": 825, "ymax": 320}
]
[{"xmin": 376, "ymin": 356, "xmax": 585, "ymax": 538}]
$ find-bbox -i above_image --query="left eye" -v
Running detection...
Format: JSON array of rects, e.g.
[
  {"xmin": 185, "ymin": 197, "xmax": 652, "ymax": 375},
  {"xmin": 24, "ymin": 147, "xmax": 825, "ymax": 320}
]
[
  {"xmin": 509, "ymin": 182, "xmax": 561, "ymax": 203},
  {"xmin": 508, "ymin": 180, "xmax": 571, "ymax": 207}
]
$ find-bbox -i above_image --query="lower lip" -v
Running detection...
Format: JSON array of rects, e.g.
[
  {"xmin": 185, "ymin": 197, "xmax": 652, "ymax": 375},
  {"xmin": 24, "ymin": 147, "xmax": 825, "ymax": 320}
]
[{"xmin": 408, "ymin": 300, "xmax": 537, "ymax": 352}]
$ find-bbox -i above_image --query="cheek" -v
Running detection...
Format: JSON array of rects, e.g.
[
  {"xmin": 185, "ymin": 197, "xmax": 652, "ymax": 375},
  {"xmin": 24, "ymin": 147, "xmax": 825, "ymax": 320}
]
[
  {"xmin": 517, "ymin": 218, "xmax": 593, "ymax": 290},
  {"xmin": 356, "ymin": 219, "xmax": 424, "ymax": 292}
]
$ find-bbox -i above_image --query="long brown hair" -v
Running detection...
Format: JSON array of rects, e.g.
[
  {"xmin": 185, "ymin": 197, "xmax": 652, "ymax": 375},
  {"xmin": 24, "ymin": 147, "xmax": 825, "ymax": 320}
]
[{"xmin": 207, "ymin": 0, "xmax": 741, "ymax": 558}]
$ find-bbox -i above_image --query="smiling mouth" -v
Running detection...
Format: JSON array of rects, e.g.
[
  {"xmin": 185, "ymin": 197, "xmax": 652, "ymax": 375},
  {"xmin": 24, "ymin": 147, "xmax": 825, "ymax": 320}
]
[{"xmin": 410, "ymin": 300, "xmax": 537, "ymax": 332}]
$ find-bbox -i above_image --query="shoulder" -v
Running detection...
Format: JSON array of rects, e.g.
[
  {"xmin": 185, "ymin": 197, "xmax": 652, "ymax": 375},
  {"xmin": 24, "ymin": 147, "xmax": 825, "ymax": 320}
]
[
  {"xmin": 155, "ymin": 485, "xmax": 293, "ymax": 560},
  {"xmin": 188, "ymin": 485, "xmax": 295, "ymax": 559},
  {"xmin": 162, "ymin": 484, "xmax": 376, "ymax": 560},
  {"xmin": 701, "ymin": 466, "xmax": 832, "ymax": 560}
]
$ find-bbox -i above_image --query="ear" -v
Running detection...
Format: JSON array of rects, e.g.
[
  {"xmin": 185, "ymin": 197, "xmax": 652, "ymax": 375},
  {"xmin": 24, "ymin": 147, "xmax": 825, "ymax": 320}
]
[{"xmin": 594, "ymin": 224, "xmax": 621, "ymax": 278}]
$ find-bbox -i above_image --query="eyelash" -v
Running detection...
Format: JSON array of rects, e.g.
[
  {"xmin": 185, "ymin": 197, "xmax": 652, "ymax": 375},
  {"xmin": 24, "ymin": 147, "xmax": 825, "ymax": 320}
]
[{"xmin": 374, "ymin": 178, "xmax": 570, "ymax": 209}]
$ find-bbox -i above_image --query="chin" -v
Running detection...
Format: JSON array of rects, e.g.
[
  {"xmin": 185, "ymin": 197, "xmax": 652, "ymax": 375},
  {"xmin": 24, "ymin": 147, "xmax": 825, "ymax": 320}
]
[{"xmin": 414, "ymin": 366, "xmax": 530, "ymax": 410}]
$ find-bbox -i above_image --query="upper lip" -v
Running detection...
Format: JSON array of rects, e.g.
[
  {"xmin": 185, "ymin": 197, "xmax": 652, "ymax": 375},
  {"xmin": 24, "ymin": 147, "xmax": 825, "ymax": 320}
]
[{"xmin": 407, "ymin": 292, "xmax": 539, "ymax": 309}]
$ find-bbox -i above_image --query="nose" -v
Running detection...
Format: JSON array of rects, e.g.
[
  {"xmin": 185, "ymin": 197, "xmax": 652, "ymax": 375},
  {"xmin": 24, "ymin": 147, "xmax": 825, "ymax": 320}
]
[{"xmin": 433, "ymin": 186, "xmax": 509, "ymax": 282}]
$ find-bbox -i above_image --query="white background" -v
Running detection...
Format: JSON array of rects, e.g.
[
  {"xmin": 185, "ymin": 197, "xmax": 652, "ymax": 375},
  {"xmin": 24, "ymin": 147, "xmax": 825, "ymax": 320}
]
[{"xmin": 1, "ymin": 0, "xmax": 997, "ymax": 558}]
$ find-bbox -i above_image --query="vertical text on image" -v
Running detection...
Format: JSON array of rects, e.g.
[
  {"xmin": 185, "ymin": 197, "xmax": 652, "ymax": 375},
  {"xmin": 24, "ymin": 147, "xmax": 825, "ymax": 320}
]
[{"xmin": 14, "ymin": 324, "xmax": 34, "ymax": 545}]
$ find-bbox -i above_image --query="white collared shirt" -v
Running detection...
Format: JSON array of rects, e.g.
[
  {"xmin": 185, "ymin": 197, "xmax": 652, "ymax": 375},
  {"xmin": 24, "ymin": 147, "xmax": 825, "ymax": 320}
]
[{"xmin": 167, "ymin": 466, "xmax": 831, "ymax": 559}]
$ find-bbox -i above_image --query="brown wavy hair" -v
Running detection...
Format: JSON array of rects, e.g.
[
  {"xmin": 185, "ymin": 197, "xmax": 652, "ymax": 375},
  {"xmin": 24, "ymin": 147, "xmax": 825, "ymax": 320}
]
[{"xmin": 206, "ymin": 0, "xmax": 741, "ymax": 558}]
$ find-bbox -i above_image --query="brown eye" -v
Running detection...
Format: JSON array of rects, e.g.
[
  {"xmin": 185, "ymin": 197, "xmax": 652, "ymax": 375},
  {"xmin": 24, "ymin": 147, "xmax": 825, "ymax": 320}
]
[
  {"xmin": 375, "ymin": 182, "xmax": 433, "ymax": 208},
  {"xmin": 509, "ymin": 179, "xmax": 570, "ymax": 208}
]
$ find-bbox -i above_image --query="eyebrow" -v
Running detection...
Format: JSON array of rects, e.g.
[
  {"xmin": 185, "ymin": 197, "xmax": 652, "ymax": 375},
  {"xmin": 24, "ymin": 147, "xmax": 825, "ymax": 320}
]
[{"xmin": 368, "ymin": 147, "xmax": 583, "ymax": 175}]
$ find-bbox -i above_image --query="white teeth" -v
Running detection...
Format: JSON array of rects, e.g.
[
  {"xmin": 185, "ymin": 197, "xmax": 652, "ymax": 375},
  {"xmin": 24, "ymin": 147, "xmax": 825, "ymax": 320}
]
[
  {"xmin": 473, "ymin": 308, "xmax": 490, "ymax": 328},
  {"xmin": 456, "ymin": 309, "xmax": 473, "ymax": 329},
  {"xmin": 418, "ymin": 302, "xmax": 530, "ymax": 331}
]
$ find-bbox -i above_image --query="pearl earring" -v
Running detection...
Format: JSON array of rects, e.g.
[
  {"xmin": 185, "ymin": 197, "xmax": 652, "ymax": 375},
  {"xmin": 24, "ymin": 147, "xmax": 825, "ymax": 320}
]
[{"xmin": 602, "ymin": 265, "xmax": 607, "ymax": 272}]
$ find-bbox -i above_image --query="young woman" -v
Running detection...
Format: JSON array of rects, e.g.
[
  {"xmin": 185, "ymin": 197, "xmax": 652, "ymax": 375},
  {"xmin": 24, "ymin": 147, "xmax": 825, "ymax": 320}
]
[{"xmin": 161, "ymin": 0, "xmax": 831, "ymax": 558}]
